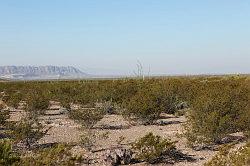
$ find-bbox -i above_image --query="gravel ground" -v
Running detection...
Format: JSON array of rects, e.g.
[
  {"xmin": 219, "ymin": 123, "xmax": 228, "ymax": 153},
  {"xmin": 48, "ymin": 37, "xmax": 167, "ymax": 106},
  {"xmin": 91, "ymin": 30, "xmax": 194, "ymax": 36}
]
[{"xmin": 8, "ymin": 107, "xmax": 230, "ymax": 166}]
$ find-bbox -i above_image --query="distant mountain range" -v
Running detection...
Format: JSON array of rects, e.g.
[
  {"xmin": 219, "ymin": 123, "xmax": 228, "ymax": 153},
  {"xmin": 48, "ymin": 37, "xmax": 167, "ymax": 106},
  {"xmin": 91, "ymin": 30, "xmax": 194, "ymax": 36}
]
[{"xmin": 0, "ymin": 66, "xmax": 90, "ymax": 80}]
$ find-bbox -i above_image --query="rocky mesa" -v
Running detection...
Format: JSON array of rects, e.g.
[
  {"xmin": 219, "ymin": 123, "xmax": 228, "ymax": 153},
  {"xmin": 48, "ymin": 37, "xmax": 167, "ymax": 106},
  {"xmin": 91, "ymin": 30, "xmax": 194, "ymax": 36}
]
[{"xmin": 0, "ymin": 66, "xmax": 90, "ymax": 80}]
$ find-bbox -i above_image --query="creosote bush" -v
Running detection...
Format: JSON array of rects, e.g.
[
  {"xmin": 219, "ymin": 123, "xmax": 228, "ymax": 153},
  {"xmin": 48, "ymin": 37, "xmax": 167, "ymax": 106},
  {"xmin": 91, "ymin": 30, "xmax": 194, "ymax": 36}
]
[
  {"xmin": 17, "ymin": 144, "xmax": 85, "ymax": 166},
  {"xmin": 0, "ymin": 76, "xmax": 249, "ymax": 156},
  {"xmin": 184, "ymin": 78, "xmax": 250, "ymax": 146},
  {"xmin": 10, "ymin": 119, "xmax": 44, "ymax": 149},
  {"xmin": 0, "ymin": 103, "xmax": 9, "ymax": 126},
  {"xmin": 132, "ymin": 132, "xmax": 175, "ymax": 163},
  {"xmin": 68, "ymin": 108, "xmax": 104, "ymax": 129},
  {"xmin": 205, "ymin": 142, "xmax": 250, "ymax": 166},
  {"xmin": 80, "ymin": 131, "xmax": 109, "ymax": 151},
  {"xmin": 0, "ymin": 139, "xmax": 20, "ymax": 166},
  {"xmin": 125, "ymin": 89, "xmax": 163, "ymax": 124},
  {"xmin": 2, "ymin": 92, "xmax": 23, "ymax": 109},
  {"xmin": 123, "ymin": 81, "xmax": 181, "ymax": 124},
  {"xmin": 25, "ymin": 93, "xmax": 49, "ymax": 117}
]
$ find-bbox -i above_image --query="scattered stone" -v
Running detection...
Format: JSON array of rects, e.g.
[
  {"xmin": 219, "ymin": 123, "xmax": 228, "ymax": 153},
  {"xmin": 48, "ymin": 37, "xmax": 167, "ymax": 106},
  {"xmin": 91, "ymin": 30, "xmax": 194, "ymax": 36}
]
[
  {"xmin": 48, "ymin": 101, "xmax": 61, "ymax": 110},
  {"xmin": 220, "ymin": 132, "xmax": 246, "ymax": 144},
  {"xmin": 155, "ymin": 119, "xmax": 181, "ymax": 126},
  {"xmin": 59, "ymin": 107, "xmax": 69, "ymax": 114},
  {"xmin": 103, "ymin": 148, "xmax": 133, "ymax": 165},
  {"xmin": 94, "ymin": 115, "xmax": 131, "ymax": 130}
]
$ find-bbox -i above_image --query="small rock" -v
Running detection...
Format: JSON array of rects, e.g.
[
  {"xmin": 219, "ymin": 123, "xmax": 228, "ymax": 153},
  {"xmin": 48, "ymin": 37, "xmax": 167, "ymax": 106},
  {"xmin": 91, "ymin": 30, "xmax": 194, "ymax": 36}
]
[{"xmin": 103, "ymin": 148, "xmax": 133, "ymax": 165}]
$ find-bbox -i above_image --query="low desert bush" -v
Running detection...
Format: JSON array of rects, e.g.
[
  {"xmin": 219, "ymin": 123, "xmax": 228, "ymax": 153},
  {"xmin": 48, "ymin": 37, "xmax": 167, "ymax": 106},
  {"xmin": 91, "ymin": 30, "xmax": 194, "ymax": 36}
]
[
  {"xmin": 10, "ymin": 119, "xmax": 44, "ymax": 149},
  {"xmin": 132, "ymin": 132, "xmax": 175, "ymax": 163},
  {"xmin": 60, "ymin": 96, "xmax": 72, "ymax": 111},
  {"xmin": 0, "ymin": 76, "xmax": 249, "ymax": 154},
  {"xmin": 123, "ymin": 83, "xmax": 179, "ymax": 124},
  {"xmin": 80, "ymin": 131, "xmax": 109, "ymax": 151},
  {"xmin": 25, "ymin": 93, "xmax": 49, "ymax": 117},
  {"xmin": 0, "ymin": 104, "xmax": 9, "ymax": 126},
  {"xmin": 0, "ymin": 139, "xmax": 20, "ymax": 166},
  {"xmin": 124, "ymin": 89, "xmax": 163, "ymax": 124},
  {"xmin": 96, "ymin": 101, "xmax": 118, "ymax": 114},
  {"xmin": 2, "ymin": 92, "xmax": 22, "ymax": 109},
  {"xmin": 205, "ymin": 142, "xmax": 250, "ymax": 166},
  {"xmin": 68, "ymin": 108, "xmax": 104, "ymax": 129},
  {"xmin": 184, "ymin": 78, "xmax": 250, "ymax": 146},
  {"xmin": 123, "ymin": 83, "xmax": 180, "ymax": 124},
  {"xmin": 18, "ymin": 144, "xmax": 84, "ymax": 166}
]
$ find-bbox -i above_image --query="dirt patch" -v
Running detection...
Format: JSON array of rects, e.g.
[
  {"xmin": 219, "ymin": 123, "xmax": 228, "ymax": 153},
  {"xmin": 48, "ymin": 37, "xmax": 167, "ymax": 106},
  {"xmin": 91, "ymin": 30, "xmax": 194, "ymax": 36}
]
[{"xmin": 7, "ymin": 108, "xmax": 229, "ymax": 166}]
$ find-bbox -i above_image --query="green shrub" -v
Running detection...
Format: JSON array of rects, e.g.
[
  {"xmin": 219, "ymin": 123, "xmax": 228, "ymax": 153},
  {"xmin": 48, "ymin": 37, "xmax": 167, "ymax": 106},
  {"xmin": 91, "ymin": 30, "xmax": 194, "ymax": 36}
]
[
  {"xmin": 60, "ymin": 96, "xmax": 72, "ymax": 111},
  {"xmin": 205, "ymin": 142, "xmax": 250, "ymax": 166},
  {"xmin": 68, "ymin": 108, "xmax": 104, "ymax": 129},
  {"xmin": 26, "ymin": 94, "xmax": 49, "ymax": 113},
  {"xmin": 11, "ymin": 119, "xmax": 44, "ymax": 149},
  {"xmin": 0, "ymin": 76, "xmax": 249, "ymax": 152},
  {"xmin": 123, "ymin": 82, "xmax": 179, "ymax": 124},
  {"xmin": 124, "ymin": 89, "xmax": 163, "ymax": 124},
  {"xmin": 25, "ymin": 93, "xmax": 49, "ymax": 117},
  {"xmin": 0, "ymin": 103, "xmax": 9, "ymax": 126},
  {"xmin": 3, "ymin": 92, "xmax": 23, "ymax": 109},
  {"xmin": 132, "ymin": 132, "xmax": 175, "ymax": 163},
  {"xmin": 0, "ymin": 139, "xmax": 20, "ymax": 166},
  {"xmin": 184, "ymin": 78, "xmax": 250, "ymax": 146},
  {"xmin": 18, "ymin": 144, "xmax": 84, "ymax": 166}
]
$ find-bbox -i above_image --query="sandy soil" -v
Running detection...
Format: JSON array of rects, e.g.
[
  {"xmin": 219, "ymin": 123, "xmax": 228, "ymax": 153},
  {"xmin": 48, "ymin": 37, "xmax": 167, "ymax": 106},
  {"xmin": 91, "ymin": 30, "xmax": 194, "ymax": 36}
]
[
  {"xmin": 8, "ymin": 106, "xmax": 233, "ymax": 166},
  {"xmin": 93, "ymin": 114, "xmax": 215, "ymax": 166}
]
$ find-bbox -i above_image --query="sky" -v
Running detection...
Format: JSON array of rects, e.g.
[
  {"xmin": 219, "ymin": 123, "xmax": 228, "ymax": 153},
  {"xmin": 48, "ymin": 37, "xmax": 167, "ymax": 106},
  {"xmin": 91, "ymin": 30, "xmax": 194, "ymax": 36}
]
[{"xmin": 0, "ymin": 0, "xmax": 250, "ymax": 75}]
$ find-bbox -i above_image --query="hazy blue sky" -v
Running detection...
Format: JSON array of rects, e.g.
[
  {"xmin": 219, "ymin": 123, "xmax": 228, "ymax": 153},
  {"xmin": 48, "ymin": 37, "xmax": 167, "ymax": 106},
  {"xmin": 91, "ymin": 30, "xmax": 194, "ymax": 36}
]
[{"xmin": 0, "ymin": 0, "xmax": 249, "ymax": 75}]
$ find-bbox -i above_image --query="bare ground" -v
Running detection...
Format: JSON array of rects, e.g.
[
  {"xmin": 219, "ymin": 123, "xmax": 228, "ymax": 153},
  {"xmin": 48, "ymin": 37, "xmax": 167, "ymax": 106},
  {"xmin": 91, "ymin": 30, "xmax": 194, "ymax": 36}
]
[{"xmin": 8, "ymin": 107, "xmax": 236, "ymax": 166}]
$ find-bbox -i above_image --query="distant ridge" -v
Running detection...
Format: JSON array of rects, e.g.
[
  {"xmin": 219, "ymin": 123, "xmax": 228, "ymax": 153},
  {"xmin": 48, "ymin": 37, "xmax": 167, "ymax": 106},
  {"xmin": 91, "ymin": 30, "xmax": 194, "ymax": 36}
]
[{"xmin": 0, "ymin": 66, "xmax": 90, "ymax": 80}]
